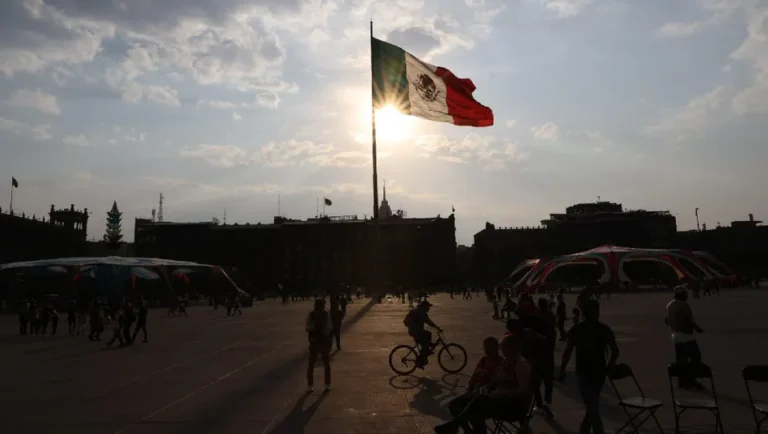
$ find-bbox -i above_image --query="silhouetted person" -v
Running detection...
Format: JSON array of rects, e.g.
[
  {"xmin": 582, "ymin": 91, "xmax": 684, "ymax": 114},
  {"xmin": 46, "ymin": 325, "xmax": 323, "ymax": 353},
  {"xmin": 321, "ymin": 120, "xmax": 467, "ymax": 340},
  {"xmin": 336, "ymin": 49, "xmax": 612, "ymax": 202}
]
[
  {"xmin": 306, "ymin": 299, "xmax": 332, "ymax": 393},
  {"xmin": 330, "ymin": 301, "xmax": 344, "ymax": 350},
  {"xmin": 18, "ymin": 300, "xmax": 29, "ymax": 335},
  {"xmin": 666, "ymin": 287, "xmax": 705, "ymax": 388},
  {"xmin": 67, "ymin": 300, "xmax": 77, "ymax": 336},
  {"xmin": 131, "ymin": 299, "xmax": 148, "ymax": 344},
  {"xmin": 559, "ymin": 300, "xmax": 619, "ymax": 434}
]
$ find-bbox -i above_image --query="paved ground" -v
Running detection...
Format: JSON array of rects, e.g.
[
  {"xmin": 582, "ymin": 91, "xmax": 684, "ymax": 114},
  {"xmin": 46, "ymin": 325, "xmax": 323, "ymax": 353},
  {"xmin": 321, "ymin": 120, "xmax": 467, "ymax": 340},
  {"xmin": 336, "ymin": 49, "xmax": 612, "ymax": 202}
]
[{"xmin": 0, "ymin": 290, "xmax": 766, "ymax": 434}]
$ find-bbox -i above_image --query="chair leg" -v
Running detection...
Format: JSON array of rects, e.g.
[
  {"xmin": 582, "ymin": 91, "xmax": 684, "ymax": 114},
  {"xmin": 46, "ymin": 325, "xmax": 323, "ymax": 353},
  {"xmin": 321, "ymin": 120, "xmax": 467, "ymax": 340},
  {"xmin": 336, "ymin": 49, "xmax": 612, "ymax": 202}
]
[
  {"xmin": 715, "ymin": 410, "xmax": 725, "ymax": 434},
  {"xmin": 650, "ymin": 410, "xmax": 665, "ymax": 434},
  {"xmin": 674, "ymin": 412, "xmax": 681, "ymax": 434}
]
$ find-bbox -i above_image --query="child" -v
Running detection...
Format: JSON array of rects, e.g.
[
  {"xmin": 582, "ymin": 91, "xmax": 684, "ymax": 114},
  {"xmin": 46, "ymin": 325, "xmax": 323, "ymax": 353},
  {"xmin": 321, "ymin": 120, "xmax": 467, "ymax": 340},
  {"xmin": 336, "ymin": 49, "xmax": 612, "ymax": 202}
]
[{"xmin": 571, "ymin": 307, "xmax": 581, "ymax": 325}]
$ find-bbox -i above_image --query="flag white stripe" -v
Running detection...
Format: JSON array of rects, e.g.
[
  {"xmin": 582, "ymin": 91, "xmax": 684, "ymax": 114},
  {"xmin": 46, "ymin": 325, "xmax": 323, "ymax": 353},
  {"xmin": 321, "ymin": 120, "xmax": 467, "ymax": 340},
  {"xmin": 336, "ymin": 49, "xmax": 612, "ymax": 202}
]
[{"xmin": 404, "ymin": 53, "xmax": 452, "ymax": 123}]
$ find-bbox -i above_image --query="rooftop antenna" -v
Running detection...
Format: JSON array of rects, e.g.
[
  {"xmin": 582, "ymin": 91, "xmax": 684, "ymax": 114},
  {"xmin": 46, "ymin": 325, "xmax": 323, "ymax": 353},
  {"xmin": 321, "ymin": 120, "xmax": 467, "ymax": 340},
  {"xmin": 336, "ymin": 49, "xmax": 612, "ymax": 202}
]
[
  {"xmin": 158, "ymin": 193, "xmax": 164, "ymax": 222},
  {"xmin": 597, "ymin": 196, "xmax": 601, "ymax": 202},
  {"xmin": 278, "ymin": 193, "xmax": 281, "ymax": 217},
  {"xmin": 151, "ymin": 209, "xmax": 156, "ymax": 222},
  {"xmin": 223, "ymin": 208, "xmax": 227, "ymax": 225}
]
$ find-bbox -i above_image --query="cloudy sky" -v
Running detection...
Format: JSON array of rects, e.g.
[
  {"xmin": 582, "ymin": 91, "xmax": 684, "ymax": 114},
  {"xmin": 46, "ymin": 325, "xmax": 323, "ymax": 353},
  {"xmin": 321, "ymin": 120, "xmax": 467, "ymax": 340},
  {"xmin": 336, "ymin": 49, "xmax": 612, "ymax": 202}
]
[{"xmin": 1, "ymin": 0, "xmax": 767, "ymax": 245}]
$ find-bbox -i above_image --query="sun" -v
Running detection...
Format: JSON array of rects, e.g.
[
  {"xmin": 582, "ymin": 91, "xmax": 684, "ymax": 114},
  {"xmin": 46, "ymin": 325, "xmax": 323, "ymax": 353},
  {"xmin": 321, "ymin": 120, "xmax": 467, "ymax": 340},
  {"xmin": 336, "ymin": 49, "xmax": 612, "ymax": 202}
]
[{"xmin": 360, "ymin": 104, "xmax": 417, "ymax": 143}]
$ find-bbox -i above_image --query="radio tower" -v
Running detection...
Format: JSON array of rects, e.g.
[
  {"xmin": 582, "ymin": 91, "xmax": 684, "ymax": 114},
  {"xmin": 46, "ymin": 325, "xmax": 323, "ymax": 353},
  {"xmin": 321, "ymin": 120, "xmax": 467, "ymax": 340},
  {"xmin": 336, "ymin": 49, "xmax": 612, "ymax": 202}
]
[{"xmin": 158, "ymin": 193, "xmax": 164, "ymax": 222}]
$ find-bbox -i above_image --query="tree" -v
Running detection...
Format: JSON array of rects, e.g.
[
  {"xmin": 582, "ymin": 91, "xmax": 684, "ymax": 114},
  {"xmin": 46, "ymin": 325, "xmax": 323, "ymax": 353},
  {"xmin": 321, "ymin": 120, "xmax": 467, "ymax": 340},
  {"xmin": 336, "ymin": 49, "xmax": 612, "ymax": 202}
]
[{"xmin": 103, "ymin": 201, "xmax": 123, "ymax": 247}]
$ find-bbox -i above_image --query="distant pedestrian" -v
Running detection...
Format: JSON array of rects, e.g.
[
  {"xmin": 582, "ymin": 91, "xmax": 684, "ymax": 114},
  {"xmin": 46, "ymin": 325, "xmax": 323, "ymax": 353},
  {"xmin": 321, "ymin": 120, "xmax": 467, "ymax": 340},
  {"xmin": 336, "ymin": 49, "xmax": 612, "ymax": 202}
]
[
  {"xmin": 555, "ymin": 294, "xmax": 567, "ymax": 341},
  {"xmin": 131, "ymin": 299, "xmax": 148, "ymax": 344},
  {"xmin": 67, "ymin": 300, "xmax": 77, "ymax": 336},
  {"xmin": 18, "ymin": 300, "xmax": 29, "ymax": 335},
  {"xmin": 50, "ymin": 307, "xmax": 59, "ymax": 336},
  {"xmin": 330, "ymin": 301, "xmax": 344, "ymax": 350}
]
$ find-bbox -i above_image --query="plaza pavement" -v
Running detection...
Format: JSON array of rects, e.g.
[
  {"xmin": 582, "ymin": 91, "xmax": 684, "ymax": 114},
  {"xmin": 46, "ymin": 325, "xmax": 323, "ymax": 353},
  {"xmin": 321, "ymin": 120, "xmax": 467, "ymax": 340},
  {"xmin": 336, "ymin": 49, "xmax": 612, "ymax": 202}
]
[{"xmin": 0, "ymin": 289, "xmax": 766, "ymax": 434}]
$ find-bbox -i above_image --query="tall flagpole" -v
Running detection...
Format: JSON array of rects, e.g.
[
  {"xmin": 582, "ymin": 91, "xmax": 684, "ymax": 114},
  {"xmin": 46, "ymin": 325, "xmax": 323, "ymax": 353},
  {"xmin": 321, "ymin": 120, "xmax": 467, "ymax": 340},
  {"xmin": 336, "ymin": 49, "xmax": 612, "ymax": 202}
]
[
  {"xmin": 370, "ymin": 20, "xmax": 380, "ymax": 224},
  {"xmin": 370, "ymin": 20, "xmax": 381, "ymax": 291},
  {"xmin": 9, "ymin": 180, "xmax": 13, "ymax": 214}
]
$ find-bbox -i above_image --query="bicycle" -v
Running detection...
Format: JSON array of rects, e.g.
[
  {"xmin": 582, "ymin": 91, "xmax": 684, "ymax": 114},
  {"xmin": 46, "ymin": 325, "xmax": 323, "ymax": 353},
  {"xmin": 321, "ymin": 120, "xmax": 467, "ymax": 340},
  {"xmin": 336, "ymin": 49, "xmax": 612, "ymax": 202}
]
[{"xmin": 388, "ymin": 331, "xmax": 468, "ymax": 375}]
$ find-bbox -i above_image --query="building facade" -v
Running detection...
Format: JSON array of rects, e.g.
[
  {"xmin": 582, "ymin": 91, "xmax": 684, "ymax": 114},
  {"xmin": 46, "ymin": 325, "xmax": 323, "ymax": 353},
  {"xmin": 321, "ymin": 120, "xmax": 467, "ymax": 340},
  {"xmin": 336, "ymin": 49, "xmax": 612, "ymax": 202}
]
[
  {"xmin": 134, "ymin": 213, "xmax": 457, "ymax": 290},
  {"xmin": 0, "ymin": 204, "xmax": 89, "ymax": 264},
  {"xmin": 472, "ymin": 202, "xmax": 678, "ymax": 284}
]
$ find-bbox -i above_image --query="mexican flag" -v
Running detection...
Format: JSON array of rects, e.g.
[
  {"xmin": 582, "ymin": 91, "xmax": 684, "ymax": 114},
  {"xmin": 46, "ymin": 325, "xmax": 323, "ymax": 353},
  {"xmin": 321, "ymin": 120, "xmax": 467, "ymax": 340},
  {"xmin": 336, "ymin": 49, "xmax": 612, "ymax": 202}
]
[{"xmin": 371, "ymin": 37, "xmax": 494, "ymax": 127}]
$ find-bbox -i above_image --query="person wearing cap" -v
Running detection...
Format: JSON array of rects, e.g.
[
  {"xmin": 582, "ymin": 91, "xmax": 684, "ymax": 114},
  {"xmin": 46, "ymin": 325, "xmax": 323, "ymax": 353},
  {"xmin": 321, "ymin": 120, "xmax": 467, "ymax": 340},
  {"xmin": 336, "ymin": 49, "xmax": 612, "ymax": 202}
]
[
  {"xmin": 403, "ymin": 299, "xmax": 442, "ymax": 368},
  {"xmin": 666, "ymin": 287, "xmax": 705, "ymax": 388},
  {"xmin": 306, "ymin": 298, "xmax": 333, "ymax": 393}
]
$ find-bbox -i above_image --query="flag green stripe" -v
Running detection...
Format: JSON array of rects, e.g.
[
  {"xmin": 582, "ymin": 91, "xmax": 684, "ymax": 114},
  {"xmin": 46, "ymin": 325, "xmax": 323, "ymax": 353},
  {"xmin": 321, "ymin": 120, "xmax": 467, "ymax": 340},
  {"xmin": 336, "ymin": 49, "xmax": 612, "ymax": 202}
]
[{"xmin": 371, "ymin": 37, "xmax": 411, "ymax": 113}]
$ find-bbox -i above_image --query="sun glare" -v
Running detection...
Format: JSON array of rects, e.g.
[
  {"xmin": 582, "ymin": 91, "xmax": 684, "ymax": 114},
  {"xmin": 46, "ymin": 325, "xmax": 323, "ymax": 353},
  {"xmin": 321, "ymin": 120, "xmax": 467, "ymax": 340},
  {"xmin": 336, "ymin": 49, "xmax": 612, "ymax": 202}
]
[{"xmin": 363, "ymin": 104, "xmax": 417, "ymax": 143}]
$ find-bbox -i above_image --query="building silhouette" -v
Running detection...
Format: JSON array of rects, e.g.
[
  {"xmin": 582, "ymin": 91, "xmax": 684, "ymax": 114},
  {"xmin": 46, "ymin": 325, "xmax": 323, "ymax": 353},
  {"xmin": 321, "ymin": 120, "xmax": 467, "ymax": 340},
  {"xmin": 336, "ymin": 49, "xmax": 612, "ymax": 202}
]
[
  {"xmin": 473, "ymin": 201, "xmax": 678, "ymax": 283},
  {"xmin": 135, "ymin": 212, "xmax": 457, "ymax": 290},
  {"xmin": 0, "ymin": 204, "xmax": 88, "ymax": 264},
  {"xmin": 473, "ymin": 201, "xmax": 766, "ymax": 284}
]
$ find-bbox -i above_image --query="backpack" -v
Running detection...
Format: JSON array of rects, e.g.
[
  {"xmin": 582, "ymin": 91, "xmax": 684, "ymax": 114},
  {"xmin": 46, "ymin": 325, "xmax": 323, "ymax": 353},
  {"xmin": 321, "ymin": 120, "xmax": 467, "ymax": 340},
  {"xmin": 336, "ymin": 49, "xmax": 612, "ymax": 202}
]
[
  {"xmin": 403, "ymin": 310, "xmax": 416, "ymax": 328},
  {"xmin": 308, "ymin": 311, "xmax": 328, "ymax": 343}
]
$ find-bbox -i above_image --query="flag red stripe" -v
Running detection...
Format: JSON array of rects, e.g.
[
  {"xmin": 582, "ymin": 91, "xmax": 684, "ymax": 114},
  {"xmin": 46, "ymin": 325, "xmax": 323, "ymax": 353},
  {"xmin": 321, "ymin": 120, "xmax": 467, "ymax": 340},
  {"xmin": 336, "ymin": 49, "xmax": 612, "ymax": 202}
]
[{"xmin": 434, "ymin": 67, "xmax": 494, "ymax": 127}]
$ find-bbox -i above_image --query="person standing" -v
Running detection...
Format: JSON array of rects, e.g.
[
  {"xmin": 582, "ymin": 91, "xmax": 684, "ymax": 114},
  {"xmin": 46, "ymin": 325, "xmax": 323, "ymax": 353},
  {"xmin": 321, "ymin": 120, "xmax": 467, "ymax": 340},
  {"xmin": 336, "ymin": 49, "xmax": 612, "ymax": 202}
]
[
  {"xmin": 666, "ymin": 287, "xmax": 705, "ymax": 388},
  {"xmin": 330, "ymin": 299, "xmax": 344, "ymax": 351},
  {"xmin": 67, "ymin": 300, "xmax": 77, "ymax": 336},
  {"xmin": 18, "ymin": 300, "xmax": 30, "ymax": 335},
  {"xmin": 555, "ymin": 294, "xmax": 567, "ymax": 341},
  {"xmin": 306, "ymin": 299, "xmax": 332, "ymax": 393},
  {"xmin": 131, "ymin": 298, "xmax": 149, "ymax": 344},
  {"xmin": 559, "ymin": 300, "xmax": 619, "ymax": 434}
]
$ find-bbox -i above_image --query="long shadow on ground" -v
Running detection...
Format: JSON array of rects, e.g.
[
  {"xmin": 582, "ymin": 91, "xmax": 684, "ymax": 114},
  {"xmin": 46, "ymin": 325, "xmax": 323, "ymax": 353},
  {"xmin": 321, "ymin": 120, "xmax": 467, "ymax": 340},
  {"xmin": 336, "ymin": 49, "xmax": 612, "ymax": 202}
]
[
  {"xmin": 269, "ymin": 392, "xmax": 328, "ymax": 434},
  {"xmin": 173, "ymin": 297, "xmax": 379, "ymax": 434}
]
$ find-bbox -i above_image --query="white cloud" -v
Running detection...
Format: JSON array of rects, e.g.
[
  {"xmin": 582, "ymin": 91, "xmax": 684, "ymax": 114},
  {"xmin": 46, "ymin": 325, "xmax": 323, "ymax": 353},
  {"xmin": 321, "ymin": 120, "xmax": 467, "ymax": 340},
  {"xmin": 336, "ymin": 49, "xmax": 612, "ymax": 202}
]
[
  {"xmin": 5, "ymin": 88, "xmax": 61, "ymax": 115},
  {"xmin": 505, "ymin": 119, "xmax": 517, "ymax": 128},
  {"xmin": 308, "ymin": 151, "xmax": 371, "ymax": 167},
  {"xmin": 0, "ymin": 117, "xmax": 52, "ymax": 141},
  {"xmin": 539, "ymin": 0, "xmax": 595, "ymax": 18},
  {"xmin": 532, "ymin": 121, "xmax": 561, "ymax": 141},
  {"xmin": 180, "ymin": 144, "xmax": 255, "ymax": 168},
  {"xmin": 198, "ymin": 99, "xmax": 238, "ymax": 110},
  {"xmin": 645, "ymin": 86, "xmax": 726, "ymax": 142},
  {"xmin": 657, "ymin": 21, "xmax": 709, "ymax": 38},
  {"xmin": 256, "ymin": 139, "xmax": 335, "ymax": 167},
  {"xmin": 62, "ymin": 134, "xmax": 91, "ymax": 147},
  {"xmin": 233, "ymin": 112, "xmax": 242, "ymax": 120},
  {"xmin": 413, "ymin": 134, "xmax": 528, "ymax": 170},
  {"xmin": 730, "ymin": 4, "xmax": 768, "ymax": 115},
  {"xmin": 120, "ymin": 82, "xmax": 180, "ymax": 107},
  {"xmin": 656, "ymin": 0, "xmax": 743, "ymax": 38}
]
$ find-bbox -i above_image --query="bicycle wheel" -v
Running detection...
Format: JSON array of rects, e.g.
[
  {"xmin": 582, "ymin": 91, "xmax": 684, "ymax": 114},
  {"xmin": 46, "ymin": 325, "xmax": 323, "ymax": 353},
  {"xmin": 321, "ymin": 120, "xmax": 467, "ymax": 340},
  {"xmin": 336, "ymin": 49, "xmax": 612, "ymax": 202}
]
[
  {"xmin": 389, "ymin": 344, "xmax": 419, "ymax": 375},
  {"xmin": 437, "ymin": 343, "xmax": 467, "ymax": 374}
]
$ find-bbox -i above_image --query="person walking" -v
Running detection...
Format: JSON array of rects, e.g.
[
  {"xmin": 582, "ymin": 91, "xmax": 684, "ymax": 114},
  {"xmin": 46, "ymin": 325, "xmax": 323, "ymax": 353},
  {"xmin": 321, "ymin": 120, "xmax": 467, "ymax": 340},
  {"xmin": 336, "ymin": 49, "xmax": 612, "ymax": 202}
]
[
  {"xmin": 559, "ymin": 300, "xmax": 619, "ymax": 434},
  {"xmin": 131, "ymin": 298, "xmax": 149, "ymax": 344},
  {"xmin": 306, "ymin": 299, "xmax": 332, "ymax": 393},
  {"xmin": 666, "ymin": 287, "xmax": 705, "ymax": 388}
]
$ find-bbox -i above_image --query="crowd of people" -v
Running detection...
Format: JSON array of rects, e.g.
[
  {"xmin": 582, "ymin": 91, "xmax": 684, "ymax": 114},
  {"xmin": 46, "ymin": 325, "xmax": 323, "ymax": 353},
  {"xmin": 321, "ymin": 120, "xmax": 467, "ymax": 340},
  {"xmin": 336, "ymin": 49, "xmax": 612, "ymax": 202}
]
[{"xmin": 15, "ymin": 297, "xmax": 149, "ymax": 346}]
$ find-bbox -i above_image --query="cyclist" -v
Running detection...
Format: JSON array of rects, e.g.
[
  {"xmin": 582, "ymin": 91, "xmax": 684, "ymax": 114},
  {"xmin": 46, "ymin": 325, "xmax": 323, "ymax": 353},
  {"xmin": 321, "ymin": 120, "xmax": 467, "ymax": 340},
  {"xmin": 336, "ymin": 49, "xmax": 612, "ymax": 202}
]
[{"xmin": 403, "ymin": 300, "xmax": 442, "ymax": 367}]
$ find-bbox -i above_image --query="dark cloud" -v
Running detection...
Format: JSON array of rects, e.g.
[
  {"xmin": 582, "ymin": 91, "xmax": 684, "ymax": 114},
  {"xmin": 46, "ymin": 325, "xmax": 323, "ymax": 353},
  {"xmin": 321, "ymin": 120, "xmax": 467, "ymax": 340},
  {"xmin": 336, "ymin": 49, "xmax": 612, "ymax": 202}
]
[{"xmin": 386, "ymin": 26, "xmax": 441, "ymax": 57}]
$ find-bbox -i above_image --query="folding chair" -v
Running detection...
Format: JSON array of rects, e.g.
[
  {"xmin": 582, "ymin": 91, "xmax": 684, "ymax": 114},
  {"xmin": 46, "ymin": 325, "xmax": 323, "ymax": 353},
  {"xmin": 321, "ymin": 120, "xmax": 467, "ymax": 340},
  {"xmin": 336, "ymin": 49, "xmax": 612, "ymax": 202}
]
[
  {"xmin": 489, "ymin": 396, "xmax": 535, "ymax": 434},
  {"xmin": 607, "ymin": 363, "xmax": 664, "ymax": 434},
  {"xmin": 667, "ymin": 363, "xmax": 724, "ymax": 434},
  {"xmin": 743, "ymin": 365, "xmax": 768, "ymax": 434}
]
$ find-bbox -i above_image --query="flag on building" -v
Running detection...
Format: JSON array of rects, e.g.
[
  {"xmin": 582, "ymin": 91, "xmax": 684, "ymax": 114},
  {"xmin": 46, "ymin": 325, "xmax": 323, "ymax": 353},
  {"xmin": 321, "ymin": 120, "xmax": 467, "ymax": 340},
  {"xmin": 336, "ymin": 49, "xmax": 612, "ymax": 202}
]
[
  {"xmin": 371, "ymin": 37, "xmax": 494, "ymax": 127},
  {"xmin": 324, "ymin": 198, "xmax": 332, "ymax": 206},
  {"xmin": 11, "ymin": 177, "xmax": 18, "ymax": 188}
]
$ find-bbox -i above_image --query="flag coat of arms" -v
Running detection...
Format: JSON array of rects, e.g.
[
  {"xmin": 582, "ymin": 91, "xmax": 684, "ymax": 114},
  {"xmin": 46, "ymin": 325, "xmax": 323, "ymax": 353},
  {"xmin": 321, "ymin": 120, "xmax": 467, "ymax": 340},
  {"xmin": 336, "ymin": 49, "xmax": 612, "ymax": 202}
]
[{"xmin": 371, "ymin": 37, "xmax": 493, "ymax": 127}]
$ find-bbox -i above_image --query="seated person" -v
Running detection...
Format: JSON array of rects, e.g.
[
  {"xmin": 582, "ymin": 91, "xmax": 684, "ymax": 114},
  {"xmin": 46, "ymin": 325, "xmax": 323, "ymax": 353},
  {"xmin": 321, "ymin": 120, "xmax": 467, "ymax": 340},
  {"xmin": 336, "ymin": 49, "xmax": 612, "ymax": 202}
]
[
  {"xmin": 465, "ymin": 337, "xmax": 503, "ymax": 394},
  {"xmin": 434, "ymin": 334, "xmax": 532, "ymax": 434}
]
